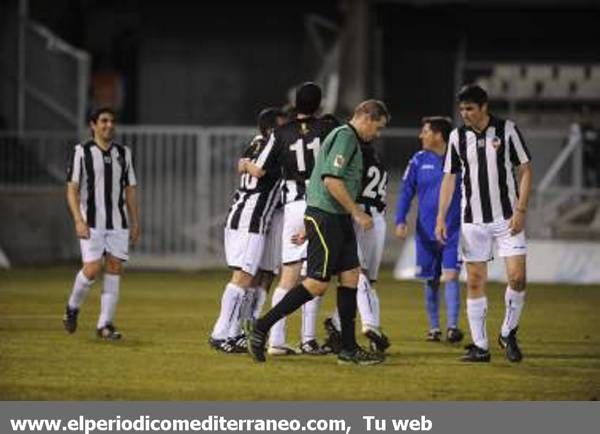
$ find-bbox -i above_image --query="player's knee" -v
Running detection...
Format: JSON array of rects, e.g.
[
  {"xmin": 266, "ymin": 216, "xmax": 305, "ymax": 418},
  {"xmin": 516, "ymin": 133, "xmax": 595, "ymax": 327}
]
[
  {"xmin": 104, "ymin": 257, "xmax": 123, "ymax": 275},
  {"xmin": 508, "ymin": 273, "xmax": 526, "ymax": 291},
  {"xmin": 82, "ymin": 261, "xmax": 102, "ymax": 280},
  {"xmin": 340, "ymin": 268, "xmax": 360, "ymax": 288},
  {"xmin": 231, "ymin": 270, "xmax": 253, "ymax": 288},
  {"xmin": 442, "ymin": 270, "xmax": 459, "ymax": 282},
  {"xmin": 303, "ymin": 278, "xmax": 328, "ymax": 296}
]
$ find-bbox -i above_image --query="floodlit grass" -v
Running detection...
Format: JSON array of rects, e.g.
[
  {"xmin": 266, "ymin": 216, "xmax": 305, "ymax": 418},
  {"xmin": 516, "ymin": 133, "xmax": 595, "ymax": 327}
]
[{"xmin": 0, "ymin": 267, "xmax": 599, "ymax": 400}]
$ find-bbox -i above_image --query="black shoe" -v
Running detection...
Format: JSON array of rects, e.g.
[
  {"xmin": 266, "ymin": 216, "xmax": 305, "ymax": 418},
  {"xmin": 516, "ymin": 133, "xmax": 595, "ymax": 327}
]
[
  {"xmin": 446, "ymin": 327, "xmax": 464, "ymax": 343},
  {"xmin": 242, "ymin": 319, "xmax": 267, "ymax": 362},
  {"xmin": 498, "ymin": 328, "xmax": 523, "ymax": 362},
  {"xmin": 323, "ymin": 318, "xmax": 342, "ymax": 354},
  {"xmin": 299, "ymin": 339, "xmax": 326, "ymax": 355},
  {"xmin": 362, "ymin": 326, "xmax": 390, "ymax": 353},
  {"xmin": 460, "ymin": 343, "xmax": 491, "ymax": 362},
  {"xmin": 96, "ymin": 323, "xmax": 122, "ymax": 341},
  {"xmin": 337, "ymin": 346, "xmax": 385, "ymax": 366},
  {"xmin": 426, "ymin": 328, "xmax": 442, "ymax": 342},
  {"xmin": 208, "ymin": 336, "xmax": 225, "ymax": 350},
  {"xmin": 63, "ymin": 305, "xmax": 79, "ymax": 334},
  {"xmin": 219, "ymin": 336, "xmax": 247, "ymax": 354}
]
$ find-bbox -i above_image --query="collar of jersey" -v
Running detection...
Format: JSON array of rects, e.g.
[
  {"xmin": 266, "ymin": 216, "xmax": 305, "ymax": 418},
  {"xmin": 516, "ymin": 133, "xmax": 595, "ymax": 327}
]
[
  {"xmin": 464, "ymin": 114, "xmax": 498, "ymax": 137},
  {"xmin": 346, "ymin": 122, "xmax": 368, "ymax": 145},
  {"xmin": 89, "ymin": 139, "xmax": 114, "ymax": 154}
]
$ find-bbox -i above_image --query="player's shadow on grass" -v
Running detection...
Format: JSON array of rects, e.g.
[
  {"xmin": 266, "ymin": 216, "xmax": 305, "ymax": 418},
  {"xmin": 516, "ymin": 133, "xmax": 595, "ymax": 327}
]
[{"xmin": 87, "ymin": 337, "xmax": 154, "ymax": 349}]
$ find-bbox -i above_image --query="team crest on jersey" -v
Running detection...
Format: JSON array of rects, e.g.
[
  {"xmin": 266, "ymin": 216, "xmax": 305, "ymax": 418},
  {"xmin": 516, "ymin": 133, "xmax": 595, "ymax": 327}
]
[
  {"xmin": 103, "ymin": 155, "xmax": 112, "ymax": 164},
  {"xmin": 334, "ymin": 154, "xmax": 345, "ymax": 168},
  {"xmin": 477, "ymin": 138, "xmax": 486, "ymax": 148},
  {"xmin": 491, "ymin": 136, "xmax": 502, "ymax": 150}
]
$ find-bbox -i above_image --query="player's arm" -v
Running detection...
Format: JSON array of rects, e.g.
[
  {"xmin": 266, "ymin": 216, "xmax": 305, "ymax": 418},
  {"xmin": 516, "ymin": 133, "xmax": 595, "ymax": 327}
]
[
  {"xmin": 65, "ymin": 145, "xmax": 89, "ymax": 239},
  {"xmin": 394, "ymin": 157, "xmax": 418, "ymax": 239},
  {"xmin": 124, "ymin": 147, "xmax": 141, "ymax": 244},
  {"xmin": 508, "ymin": 122, "xmax": 533, "ymax": 235},
  {"xmin": 239, "ymin": 159, "xmax": 266, "ymax": 178},
  {"xmin": 436, "ymin": 130, "xmax": 460, "ymax": 243},
  {"xmin": 321, "ymin": 134, "xmax": 373, "ymax": 230}
]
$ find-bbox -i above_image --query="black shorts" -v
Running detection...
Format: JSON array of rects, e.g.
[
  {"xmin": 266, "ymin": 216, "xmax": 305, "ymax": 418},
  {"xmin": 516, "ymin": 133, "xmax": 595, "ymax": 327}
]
[{"xmin": 304, "ymin": 206, "xmax": 360, "ymax": 282}]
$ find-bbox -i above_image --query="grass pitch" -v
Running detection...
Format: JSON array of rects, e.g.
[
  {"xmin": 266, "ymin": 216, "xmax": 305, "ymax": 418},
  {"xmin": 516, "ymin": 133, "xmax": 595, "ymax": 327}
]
[{"xmin": 0, "ymin": 267, "xmax": 599, "ymax": 400}]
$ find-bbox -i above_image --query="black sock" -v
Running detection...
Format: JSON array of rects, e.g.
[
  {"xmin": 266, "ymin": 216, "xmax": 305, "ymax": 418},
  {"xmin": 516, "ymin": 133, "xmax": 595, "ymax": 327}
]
[
  {"xmin": 256, "ymin": 284, "xmax": 313, "ymax": 333},
  {"xmin": 337, "ymin": 286, "xmax": 358, "ymax": 352}
]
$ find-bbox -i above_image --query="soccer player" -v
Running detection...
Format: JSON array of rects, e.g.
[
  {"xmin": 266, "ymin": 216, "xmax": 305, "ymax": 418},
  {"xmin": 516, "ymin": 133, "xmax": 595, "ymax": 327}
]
[
  {"xmin": 262, "ymin": 83, "xmax": 340, "ymax": 356},
  {"xmin": 436, "ymin": 85, "xmax": 532, "ymax": 363},
  {"xmin": 395, "ymin": 117, "xmax": 464, "ymax": 343},
  {"xmin": 63, "ymin": 107, "xmax": 139, "ymax": 340},
  {"xmin": 244, "ymin": 100, "xmax": 390, "ymax": 365},
  {"xmin": 209, "ymin": 107, "xmax": 283, "ymax": 353},
  {"xmin": 323, "ymin": 133, "xmax": 391, "ymax": 353}
]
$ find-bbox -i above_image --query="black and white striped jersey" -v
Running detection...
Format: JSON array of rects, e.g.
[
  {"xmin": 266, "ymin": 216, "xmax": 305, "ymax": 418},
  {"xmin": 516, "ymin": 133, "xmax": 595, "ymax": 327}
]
[
  {"xmin": 66, "ymin": 140, "xmax": 137, "ymax": 230},
  {"xmin": 262, "ymin": 115, "xmax": 339, "ymax": 204},
  {"xmin": 443, "ymin": 115, "xmax": 531, "ymax": 224},
  {"xmin": 225, "ymin": 135, "xmax": 282, "ymax": 234},
  {"xmin": 357, "ymin": 143, "xmax": 387, "ymax": 214}
]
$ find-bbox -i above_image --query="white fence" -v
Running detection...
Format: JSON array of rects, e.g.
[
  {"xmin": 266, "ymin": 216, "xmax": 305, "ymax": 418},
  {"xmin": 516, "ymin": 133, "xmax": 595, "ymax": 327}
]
[{"xmin": 0, "ymin": 124, "xmax": 589, "ymax": 268}]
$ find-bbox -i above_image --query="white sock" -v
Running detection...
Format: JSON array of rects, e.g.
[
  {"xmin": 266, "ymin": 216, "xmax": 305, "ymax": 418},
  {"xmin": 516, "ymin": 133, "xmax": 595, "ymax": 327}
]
[
  {"xmin": 211, "ymin": 283, "xmax": 245, "ymax": 340},
  {"xmin": 229, "ymin": 289, "xmax": 251, "ymax": 338},
  {"xmin": 357, "ymin": 273, "xmax": 380, "ymax": 329},
  {"xmin": 467, "ymin": 297, "xmax": 488, "ymax": 350},
  {"xmin": 68, "ymin": 269, "xmax": 94, "ymax": 309},
  {"xmin": 252, "ymin": 287, "xmax": 267, "ymax": 319},
  {"xmin": 269, "ymin": 287, "xmax": 288, "ymax": 347},
  {"xmin": 331, "ymin": 309, "xmax": 341, "ymax": 331},
  {"xmin": 501, "ymin": 287, "xmax": 526, "ymax": 337},
  {"xmin": 97, "ymin": 274, "xmax": 120, "ymax": 329},
  {"xmin": 301, "ymin": 295, "xmax": 322, "ymax": 342}
]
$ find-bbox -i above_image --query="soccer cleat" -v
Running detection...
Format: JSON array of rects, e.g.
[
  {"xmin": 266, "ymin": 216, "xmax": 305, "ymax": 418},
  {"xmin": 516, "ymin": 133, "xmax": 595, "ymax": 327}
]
[
  {"xmin": 322, "ymin": 318, "xmax": 342, "ymax": 354},
  {"xmin": 498, "ymin": 328, "xmax": 523, "ymax": 362},
  {"xmin": 208, "ymin": 336, "xmax": 225, "ymax": 350},
  {"xmin": 426, "ymin": 328, "xmax": 442, "ymax": 342},
  {"xmin": 96, "ymin": 323, "xmax": 122, "ymax": 341},
  {"xmin": 446, "ymin": 327, "xmax": 464, "ymax": 343},
  {"xmin": 63, "ymin": 305, "xmax": 79, "ymax": 334},
  {"xmin": 337, "ymin": 346, "xmax": 385, "ymax": 366},
  {"xmin": 268, "ymin": 344, "xmax": 300, "ymax": 356},
  {"xmin": 362, "ymin": 325, "xmax": 390, "ymax": 353},
  {"xmin": 299, "ymin": 339, "xmax": 326, "ymax": 355},
  {"xmin": 242, "ymin": 319, "xmax": 267, "ymax": 362},
  {"xmin": 460, "ymin": 343, "xmax": 491, "ymax": 362},
  {"xmin": 219, "ymin": 337, "xmax": 247, "ymax": 354}
]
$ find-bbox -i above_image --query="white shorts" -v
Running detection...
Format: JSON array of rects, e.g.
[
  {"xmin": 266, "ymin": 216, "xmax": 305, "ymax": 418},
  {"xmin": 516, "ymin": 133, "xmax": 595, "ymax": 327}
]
[
  {"xmin": 461, "ymin": 219, "xmax": 527, "ymax": 262},
  {"xmin": 354, "ymin": 209, "xmax": 386, "ymax": 281},
  {"xmin": 224, "ymin": 228, "xmax": 265, "ymax": 275},
  {"xmin": 281, "ymin": 200, "xmax": 307, "ymax": 264},
  {"xmin": 80, "ymin": 229, "xmax": 130, "ymax": 263},
  {"xmin": 259, "ymin": 207, "xmax": 283, "ymax": 274}
]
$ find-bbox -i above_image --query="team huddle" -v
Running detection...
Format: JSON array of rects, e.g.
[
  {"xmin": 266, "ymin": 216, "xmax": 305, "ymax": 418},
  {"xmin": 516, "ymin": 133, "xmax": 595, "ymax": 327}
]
[{"xmin": 62, "ymin": 83, "xmax": 532, "ymax": 366}]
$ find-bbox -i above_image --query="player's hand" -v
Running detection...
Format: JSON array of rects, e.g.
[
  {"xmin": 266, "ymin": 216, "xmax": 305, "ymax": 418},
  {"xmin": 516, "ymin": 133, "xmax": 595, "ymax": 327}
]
[
  {"xmin": 291, "ymin": 228, "xmax": 306, "ymax": 245},
  {"xmin": 435, "ymin": 219, "xmax": 447, "ymax": 244},
  {"xmin": 238, "ymin": 158, "xmax": 250, "ymax": 174},
  {"xmin": 395, "ymin": 223, "xmax": 408, "ymax": 239},
  {"xmin": 130, "ymin": 223, "xmax": 141, "ymax": 245},
  {"xmin": 352, "ymin": 210, "xmax": 374, "ymax": 231},
  {"xmin": 75, "ymin": 220, "xmax": 90, "ymax": 239},
  {"xmin": 509, "ymin": 209, "xmax": 526, "ymax": 236}
]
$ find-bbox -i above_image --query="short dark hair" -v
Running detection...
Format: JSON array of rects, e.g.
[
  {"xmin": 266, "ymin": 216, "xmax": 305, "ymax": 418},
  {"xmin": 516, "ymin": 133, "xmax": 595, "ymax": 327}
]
[
  {"xmin": 422, "ymin": 116, "xmax": 453, "ymax": 143},
  {"xmin": 295, "ymin": 82, "xmax": 322, "ymax": 115},
  {"xmin": 88, "ymin": 106, "xmax": 116, "ymax": 123},
  {"xmin": 257, "ymin": 107, "xmax": 283, "ymax": 137},
  {"xmin": 457, "ymin": 84, "xmax": 488, "ymax": 106},
  {"xmin": 353, "ymin": 99, "xmax": 390, "ymax": 123}
]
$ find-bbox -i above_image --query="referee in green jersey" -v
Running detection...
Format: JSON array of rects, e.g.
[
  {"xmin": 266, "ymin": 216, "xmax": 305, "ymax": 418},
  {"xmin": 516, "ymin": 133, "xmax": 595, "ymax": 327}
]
[{"xmin": 244, "ymin": 100, "xmax": 390, "ymax": 365}]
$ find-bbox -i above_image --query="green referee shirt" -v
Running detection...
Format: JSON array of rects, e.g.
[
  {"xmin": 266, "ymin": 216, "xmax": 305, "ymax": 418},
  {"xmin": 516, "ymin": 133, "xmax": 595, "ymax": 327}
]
[{"xmin": 306, "ymin": 123, "xmax": 364, "ymax": 214}]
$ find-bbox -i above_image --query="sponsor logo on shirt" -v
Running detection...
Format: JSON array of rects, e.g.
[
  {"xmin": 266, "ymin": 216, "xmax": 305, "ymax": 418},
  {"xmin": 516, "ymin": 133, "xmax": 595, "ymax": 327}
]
[{"xmin": 421, "ymin": 164, "xmax": 435, "ymax": 170}]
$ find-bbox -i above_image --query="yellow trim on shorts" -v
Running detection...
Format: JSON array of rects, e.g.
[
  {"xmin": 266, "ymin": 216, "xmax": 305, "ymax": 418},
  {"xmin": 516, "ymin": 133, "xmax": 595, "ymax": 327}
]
[{"xmin": 304, "ymin": 216, "xmax": 329, "ymax": 277}]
